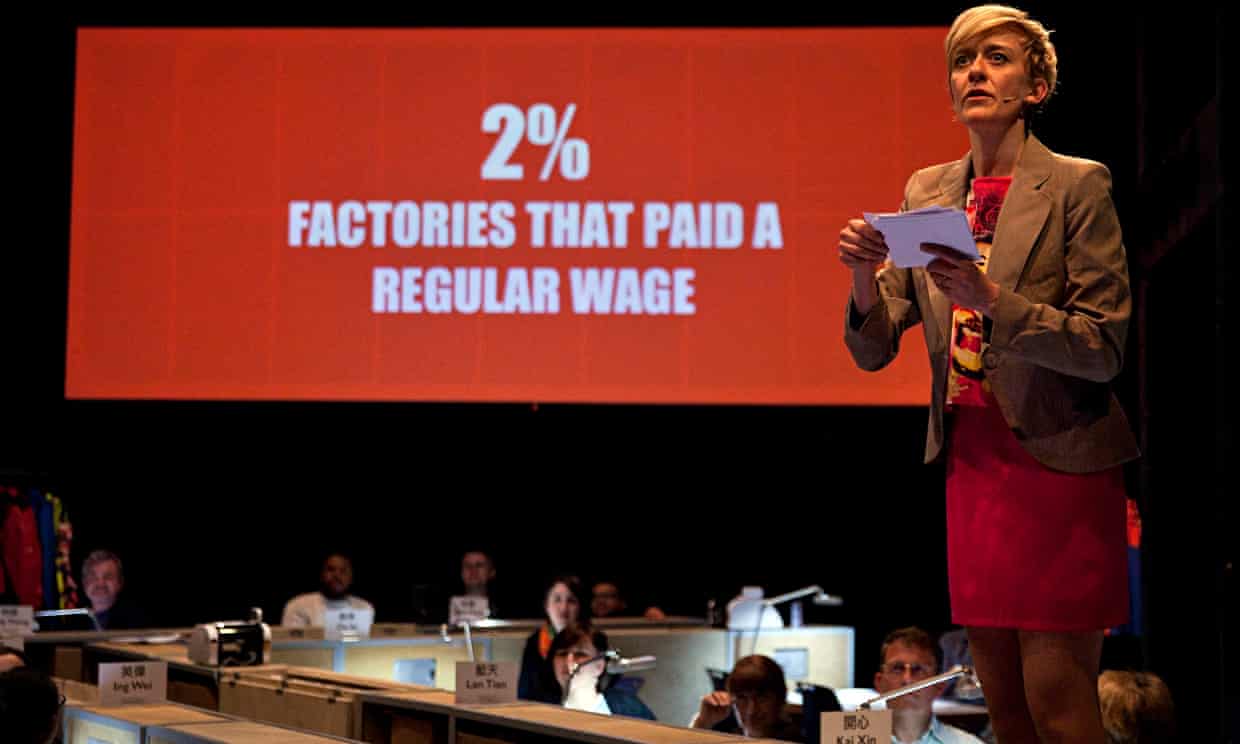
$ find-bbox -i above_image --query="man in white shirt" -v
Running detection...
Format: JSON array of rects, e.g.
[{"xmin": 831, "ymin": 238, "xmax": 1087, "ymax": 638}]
[
  {"xmin": 874, "ymin": 627, "xmax": 984, "ymax": 744},
  {"xmin": 281, "ymin": 553, "xmax": 374, "ymax": 627}
]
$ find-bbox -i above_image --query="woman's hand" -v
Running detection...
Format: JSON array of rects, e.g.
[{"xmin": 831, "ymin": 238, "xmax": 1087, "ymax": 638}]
[
  {"xmin": 922, "ymin": 244, "xmax": 1000, "ymax": 315},
  {"xmin": 693, "ymin": 691, "xmax": 734, "ymax": 728},
  {"xmin": 840, "ymin": 218, "xmax": 890, "ymax": 316},
  {"xmin": 838, "ymin": 218, "xmax": 889, "ymax": 272},
  {"xmin": 563, "ymin": 659, "xmax": 607, "ymax": 710}
]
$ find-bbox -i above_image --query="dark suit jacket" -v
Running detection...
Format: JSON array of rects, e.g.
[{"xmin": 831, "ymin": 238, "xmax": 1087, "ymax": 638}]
[
  {"xmin": 95, "ymin": 596, "xmax": 151, "ymax": 630},
  {"xmin": 845, "ymin": 135, "xmax": 1139, "ymax": 473}
]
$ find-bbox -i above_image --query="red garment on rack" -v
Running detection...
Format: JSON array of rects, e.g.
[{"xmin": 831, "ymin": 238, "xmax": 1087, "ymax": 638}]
[{"xmin": 1, "ymin": 488, "xmax": 45, "ymax": 607}]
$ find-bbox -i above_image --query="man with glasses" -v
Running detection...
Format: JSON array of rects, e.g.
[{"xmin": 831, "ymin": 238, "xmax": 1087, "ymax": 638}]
[{"xmin": 874, "ymin": 627, "xmax": 984, "ymax": 744}]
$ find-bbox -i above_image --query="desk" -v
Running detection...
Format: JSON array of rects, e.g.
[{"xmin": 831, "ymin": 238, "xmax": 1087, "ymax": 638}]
[
  {"xmin": 21, "ymin": 628, "xmax": 191, "ymax": 681},
  {"xmin": 274, "ymin": 621, "xmax": 852, "ymax": 727},
  {"xmin": 70, "ymin": 622, "xmax": 853, "ymax": 732},
  {"xmin": 217, "ymin": 666, "xmax": 436, "ymax": 738},
  {"xmin": 55, "ymin": 677, "xmax": 101, "ymax": 705},
  {"xmin": 61, "ymin": 702, "xmax": 227, "ymax": 744},
  {"xmin": 84, "ymin": 641, "xmax": 286, "ymax": 709},
  {"xmin": 357, "ymin": 690, "xmax": 791, "ymax": 744},
  {"xmin": 146, "ymin": 720, "xmax": 361, "ymax": 744}
]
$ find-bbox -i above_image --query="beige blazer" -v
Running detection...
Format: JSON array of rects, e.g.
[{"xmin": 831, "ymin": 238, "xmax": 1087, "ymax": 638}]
[{"xmin": 844, "ymin": 135, "xmax": 1140, "ymax": 473}]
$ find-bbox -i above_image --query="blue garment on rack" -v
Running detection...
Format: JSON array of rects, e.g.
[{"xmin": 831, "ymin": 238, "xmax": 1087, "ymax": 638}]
[{"xmin": 33, "ymin": 489, "xmax": 57, "ymax": 610}]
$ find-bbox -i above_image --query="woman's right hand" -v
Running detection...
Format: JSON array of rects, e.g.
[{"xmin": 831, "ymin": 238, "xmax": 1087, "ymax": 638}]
[
  {"xmin": 694, "ymin": 691, "xmax": 734, "ymax": 728},
  {"xmin": 838, "ymin": 218, "xmax": 889, "ymax": 273}
]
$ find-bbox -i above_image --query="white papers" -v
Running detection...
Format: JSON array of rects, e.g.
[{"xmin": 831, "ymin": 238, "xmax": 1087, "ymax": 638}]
[
  {"xmin": 563, "ymin": 665, "xmax": 608, "ymax": 713},
  {"xmin": 863, "ymin": 206, "xmax": 980, "ymax": 268}
]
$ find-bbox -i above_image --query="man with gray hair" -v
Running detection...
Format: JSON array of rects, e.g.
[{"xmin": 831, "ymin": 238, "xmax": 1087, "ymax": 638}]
[{"xmin": 82, "ymin": 550, "xmax": 149, "ymax": 630}]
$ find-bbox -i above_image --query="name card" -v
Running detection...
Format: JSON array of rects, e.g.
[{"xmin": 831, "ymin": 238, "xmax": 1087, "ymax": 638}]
[
  {"xmin": 99, "ymin": 662, "xmax": 168, "ymax": 706},
  {"xmin": 0, "ymin": 605, "xmax": 35, "ymax": 637},
  {"xmin": 821, "ymin": 710, "xmax": 893, "ymax": 744},
  {"xmin": 449, "ymin": 596, "xmax": 490, "ymax": 625},
  {"xmin": 456, "ymin": 661, "xmax": 517, "ymax": 704},
  {"xmin": 325, "ymin": 606, "xmax": 374, "ymax": 640}
]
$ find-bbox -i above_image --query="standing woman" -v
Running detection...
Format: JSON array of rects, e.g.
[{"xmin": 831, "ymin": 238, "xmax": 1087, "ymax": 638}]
[{"xmin": 839, "ymin": 5, "xmax": 1139, "ymax": 743}]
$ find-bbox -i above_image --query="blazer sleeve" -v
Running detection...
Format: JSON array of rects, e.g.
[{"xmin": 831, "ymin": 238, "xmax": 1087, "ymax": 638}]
[
  {"xmin": 843, "ymin": 172, "xmax": 924, "ymax": 371},
  {"xmin": 988, "ymin": 163, "xmax": 1131, "ymax": 382}
]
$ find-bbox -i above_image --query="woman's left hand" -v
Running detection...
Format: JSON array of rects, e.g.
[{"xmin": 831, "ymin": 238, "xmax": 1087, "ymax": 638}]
[{"xmin": 922, "ymin": 244, "xmax": 1001, "ymax": 315}]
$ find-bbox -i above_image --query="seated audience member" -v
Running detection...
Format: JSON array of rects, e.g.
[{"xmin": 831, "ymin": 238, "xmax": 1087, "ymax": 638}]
[
  {"xmin": 456, "ymin": 549, "xmax": 505, "ymax": 618},
  {"xmin": 938, "ymin": 628, "xmax": 978, "ymax": 698},
  {"xmin": 82, "ymin": 549, "xmax": 150, "ymax": 630},
  {"xmin": 0, "ymin": 667, "xmax": 64, "ymax": 744},
  {"xmin": 1097, "ymin": 670, "xmax": 1176, "ymax": 744},
  {"xmin": 518, "ymin": 575, "xmax": 585, "ymax": 701},
  {"xmin": 544, "ymin": 622, "xmax": 656, "ymax": 719},
  {"xmin": 874, "ymin": 627, "xmax": 984, "ymax": 744},
  {"xmin": 691, "ymin": 654, "xmax": 802, "ymax": 741},
  {"xmin": 591, "ymin": 580, "xmax": 667, "ymax": 620},
  {"xmin": 281, "ymin": 552, "xmax": 374, "ymax": 627},
  {"xmin": 937, "ymin": 627, "xmax": 993, "ymax": 742},
  {"xmin": 0, "ymin": 646, "xmax": 28, "ymax": 673}
]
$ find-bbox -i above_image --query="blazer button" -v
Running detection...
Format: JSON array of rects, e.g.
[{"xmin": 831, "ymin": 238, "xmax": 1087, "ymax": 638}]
[{"xmin": 982, "ymin": 348, "xmax": 999, "ymax": 370}]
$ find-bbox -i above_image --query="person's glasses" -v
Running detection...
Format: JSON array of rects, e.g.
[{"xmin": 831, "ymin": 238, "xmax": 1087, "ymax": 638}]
[{"xmin": 881, "ymin": 662, "xmax": 936, "ymax": 678}]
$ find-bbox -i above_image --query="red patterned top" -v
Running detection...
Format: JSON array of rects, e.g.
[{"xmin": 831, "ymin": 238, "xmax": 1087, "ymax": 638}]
[{"xmin": 946, "ymin": 176, "xmax": 1011, "ymax": 407}]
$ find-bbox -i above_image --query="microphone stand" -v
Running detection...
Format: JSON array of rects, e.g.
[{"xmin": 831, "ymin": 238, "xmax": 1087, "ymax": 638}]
[
  {"xmin": 859, "ymin": 665, "xmax": 977, "ymax": 709},
  {"xmin": 440, "ymin": 620, "xmax": 477, "ymax": 662}
]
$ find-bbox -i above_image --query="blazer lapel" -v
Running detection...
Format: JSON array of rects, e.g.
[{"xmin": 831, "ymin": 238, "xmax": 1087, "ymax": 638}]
[
  {"xmin": 923, "ymin": 153, "xmax": 970, "ymax": 349},
  {"xmin": 988, "ymin": 136, "xmax": 1054, "ymax": 291}
]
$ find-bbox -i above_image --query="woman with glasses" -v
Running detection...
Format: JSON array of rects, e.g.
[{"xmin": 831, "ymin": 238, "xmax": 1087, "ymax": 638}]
[{"xmin": 839, "ymin": 5, "xmax": 1137, "ymax": 743}]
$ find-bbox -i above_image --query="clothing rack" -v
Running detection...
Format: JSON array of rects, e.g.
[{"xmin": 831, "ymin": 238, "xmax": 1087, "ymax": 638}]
[{"xmin": 1, "ymin": 473, "xmax": 79, "ymax": 611}]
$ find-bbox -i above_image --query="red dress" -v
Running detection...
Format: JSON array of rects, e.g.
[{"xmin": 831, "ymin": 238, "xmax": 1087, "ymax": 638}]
[{"xmin": 944, "ymin": 177, "xmax": 1128, "ymax": 631}]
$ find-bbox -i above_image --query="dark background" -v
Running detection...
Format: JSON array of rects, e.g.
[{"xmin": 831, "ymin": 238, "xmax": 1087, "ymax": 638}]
[{"xmin": 2, "ymin": 2, "xmax": 1230, "ymax": 741}]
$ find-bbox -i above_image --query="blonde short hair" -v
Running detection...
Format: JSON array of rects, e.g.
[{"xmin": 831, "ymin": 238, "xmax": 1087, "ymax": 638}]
[
  {"xmin": 945, "ymin": 5, "xmax": 1058, "ymax": 103},
  {"xmin": 1098, "ymin": 670, "xmax": 1176, "ymax": 744}
]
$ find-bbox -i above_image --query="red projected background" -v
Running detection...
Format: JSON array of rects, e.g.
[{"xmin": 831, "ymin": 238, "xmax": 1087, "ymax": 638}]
[{"xmin": 68, "ymin": 28, "xmax": 961, "ymax": 404}]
